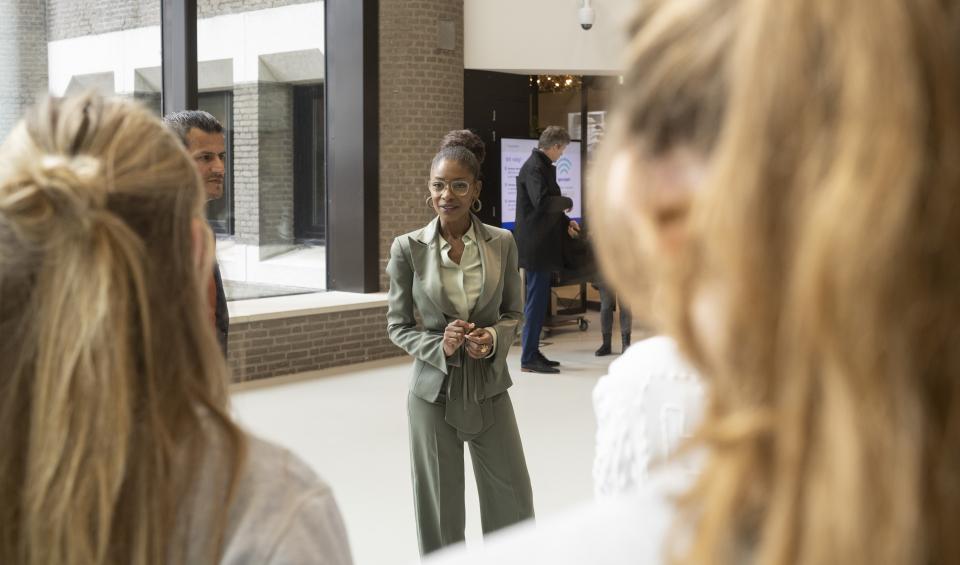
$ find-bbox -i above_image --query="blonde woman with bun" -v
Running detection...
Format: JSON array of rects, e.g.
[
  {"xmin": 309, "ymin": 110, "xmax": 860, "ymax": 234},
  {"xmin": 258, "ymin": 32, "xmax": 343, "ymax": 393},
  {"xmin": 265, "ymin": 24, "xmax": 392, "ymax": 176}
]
[
  {"xmin": 0, "ymin": 93, "xmax": 352, "ymax": 565},
  {"xmin": 429, "ymin": 0, "xmax": 960, "ymax": 564},
  {"xmin": 590, "ymin": 0, "xmax": 730, "ymax": 497}
]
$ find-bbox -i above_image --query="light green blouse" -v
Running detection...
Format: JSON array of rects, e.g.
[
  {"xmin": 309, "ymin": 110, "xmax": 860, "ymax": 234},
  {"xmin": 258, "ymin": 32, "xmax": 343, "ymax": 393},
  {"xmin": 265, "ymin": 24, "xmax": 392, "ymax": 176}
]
[{"xmin": 438, "ymin": 224, "xmax": 498, "ymax": 356}]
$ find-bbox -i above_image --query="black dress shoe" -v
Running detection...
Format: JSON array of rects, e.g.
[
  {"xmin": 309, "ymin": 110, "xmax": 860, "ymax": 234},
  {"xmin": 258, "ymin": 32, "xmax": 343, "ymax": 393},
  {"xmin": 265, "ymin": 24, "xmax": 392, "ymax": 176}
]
[
  {"xmin": 521, "ymin": 359, "xmax": 560, "ymax": 374},
  {"xmin": 595, "ymin": 343, "xmax": 612, "ymax": 357},
  {"xmin": 537, "ymin": 352, "xmax": 560, "ymax": 367}
]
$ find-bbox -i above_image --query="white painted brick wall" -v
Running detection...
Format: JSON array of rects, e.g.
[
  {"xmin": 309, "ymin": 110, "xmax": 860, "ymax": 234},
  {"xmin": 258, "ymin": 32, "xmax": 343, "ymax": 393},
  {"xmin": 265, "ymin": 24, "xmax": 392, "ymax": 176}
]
[{"xmin": 0, "ymin": 0, "xmax": 49, "ymax": 140}]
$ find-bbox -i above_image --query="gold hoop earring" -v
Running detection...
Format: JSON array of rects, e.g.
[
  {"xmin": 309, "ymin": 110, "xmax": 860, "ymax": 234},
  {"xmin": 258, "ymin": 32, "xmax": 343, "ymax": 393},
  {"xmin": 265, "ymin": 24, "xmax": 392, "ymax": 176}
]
[{"xmin": 471, "ymin": 199, "xmax": 482, "ymax": 213}]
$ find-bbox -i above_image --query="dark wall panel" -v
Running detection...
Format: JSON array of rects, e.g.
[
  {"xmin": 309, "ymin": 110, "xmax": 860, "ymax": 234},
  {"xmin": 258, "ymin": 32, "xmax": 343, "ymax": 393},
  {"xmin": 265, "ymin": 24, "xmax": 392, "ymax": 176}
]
[
  {"xmin": 464, "ymin": 69, "xmax": 531, "ymax": 227},
  {"xmin": 326, "ymin": 0, "xmax": 379, "ymax": 292}
]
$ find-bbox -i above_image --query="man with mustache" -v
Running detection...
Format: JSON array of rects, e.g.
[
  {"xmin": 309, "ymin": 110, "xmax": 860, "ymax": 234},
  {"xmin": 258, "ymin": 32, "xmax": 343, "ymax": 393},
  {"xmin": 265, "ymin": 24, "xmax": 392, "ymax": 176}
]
[{"xmin": 164, "ymin": 111, "xmax": 230, "ymax": 355}]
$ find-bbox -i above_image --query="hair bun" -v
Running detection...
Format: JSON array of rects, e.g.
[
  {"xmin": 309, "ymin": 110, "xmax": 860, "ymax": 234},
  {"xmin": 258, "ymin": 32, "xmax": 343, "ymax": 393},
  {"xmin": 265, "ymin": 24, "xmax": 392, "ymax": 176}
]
[
  {"xmin": 31, "ymin": 154, "xmax": 107, "ymax": 231},
  {"xmin": 35, "ymin": 154, "xmax": 105, "ymax": 208},
  {"xmin": 0, "ymin": 154, "xmax": 107, "ymax": 242}
]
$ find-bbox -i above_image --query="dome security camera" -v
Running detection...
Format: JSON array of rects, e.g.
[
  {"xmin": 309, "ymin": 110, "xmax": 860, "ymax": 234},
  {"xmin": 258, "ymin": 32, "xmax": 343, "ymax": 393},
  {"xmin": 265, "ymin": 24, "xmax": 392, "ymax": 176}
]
[{"xmin": 579, "ymin": 0, "xmax": 595, "ymax": 30}]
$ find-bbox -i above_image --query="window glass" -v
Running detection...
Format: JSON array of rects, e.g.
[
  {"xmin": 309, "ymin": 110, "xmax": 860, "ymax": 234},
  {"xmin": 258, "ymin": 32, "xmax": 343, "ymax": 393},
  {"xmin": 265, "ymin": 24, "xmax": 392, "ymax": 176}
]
[
  {"xmin": 29, "ymin": 0, "xmax": 328, "ymax": 300},
  {"xmin": 3, "ymin": 1, "xmax": 161, "ymax": 140},
  {"xmin": 198, "ymin": 1, "xmax": 327, "ymax": 300}
]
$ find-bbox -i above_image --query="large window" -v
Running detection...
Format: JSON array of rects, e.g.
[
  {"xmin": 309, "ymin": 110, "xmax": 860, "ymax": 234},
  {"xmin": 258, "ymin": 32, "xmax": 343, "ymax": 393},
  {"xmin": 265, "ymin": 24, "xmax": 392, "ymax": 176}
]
[
  {"xmin": 7, "ymin": 0, "xmax": 345, "ymax": 298},
  {"xmin": 197, "ymin": 1, "xmax": 327, "ymax": 299},
  {"xmin": 15, "ymin": 1, "xmax": 162, "ymax": 132}
]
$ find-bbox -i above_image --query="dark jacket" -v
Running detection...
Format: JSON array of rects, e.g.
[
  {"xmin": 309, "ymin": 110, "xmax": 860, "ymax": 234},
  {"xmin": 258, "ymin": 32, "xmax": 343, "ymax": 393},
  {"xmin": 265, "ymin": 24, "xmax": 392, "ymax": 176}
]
[
  {"xmin": 514, "ymin": 149, "xmax": 572, "ymax": 271},
  {"xmin": 213, "ymin": 262, "xmax": 229, "ymax": 355}
]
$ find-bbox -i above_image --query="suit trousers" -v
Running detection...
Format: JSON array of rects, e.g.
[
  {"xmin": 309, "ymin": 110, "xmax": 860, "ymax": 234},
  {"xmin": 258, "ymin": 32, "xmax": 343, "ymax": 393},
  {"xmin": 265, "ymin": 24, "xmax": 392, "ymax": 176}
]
[
  {"xmin": 599, "ymin": 285, "xmax": 632, "ymax": 336},
  {"xmin": 521, "ymin": 270, "xmax": 552, "ymax": 364},
  {"xmin": 407, "ymin": 391, "xmax": 534, "ymax": 556}
]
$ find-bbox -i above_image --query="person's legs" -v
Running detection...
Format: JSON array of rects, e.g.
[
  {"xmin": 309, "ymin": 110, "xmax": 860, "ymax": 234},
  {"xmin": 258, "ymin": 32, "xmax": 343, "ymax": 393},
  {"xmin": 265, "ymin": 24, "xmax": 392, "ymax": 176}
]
[
  {"xmin": 599, "ymin": 285, "xmax": 615, "ymax": 335},
  {"xmin": 467, "ymin": 393, "xmax": 535, "ymax": 535},
  {"xmin": 619, "ymin": 298, "xmax": 633, "ymax": 352},
  {"xmin": 521, "ymin": 270, "xmax": 551, "ymax": 365},
  {"xmin": 407, "ymin": 392, "xmax": 466, "ymax": 555},
  {"xmin": 596, "ymin": 285, "xmax": 614, "ymax": 356}
]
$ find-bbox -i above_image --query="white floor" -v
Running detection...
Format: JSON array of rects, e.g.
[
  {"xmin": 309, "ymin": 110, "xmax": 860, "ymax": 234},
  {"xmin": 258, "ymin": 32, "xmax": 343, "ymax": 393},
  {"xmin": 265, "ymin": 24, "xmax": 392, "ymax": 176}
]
[{"xmin": 231, "ymin": 311, "xmax": 640, "ymax": 565}]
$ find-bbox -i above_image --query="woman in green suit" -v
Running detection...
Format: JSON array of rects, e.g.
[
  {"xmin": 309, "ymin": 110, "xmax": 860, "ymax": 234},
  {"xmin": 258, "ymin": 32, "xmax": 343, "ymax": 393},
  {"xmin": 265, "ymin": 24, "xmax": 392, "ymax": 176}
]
[{"xmin": 386, "ymin": 145, "xmax": 534, "ymax": 555}]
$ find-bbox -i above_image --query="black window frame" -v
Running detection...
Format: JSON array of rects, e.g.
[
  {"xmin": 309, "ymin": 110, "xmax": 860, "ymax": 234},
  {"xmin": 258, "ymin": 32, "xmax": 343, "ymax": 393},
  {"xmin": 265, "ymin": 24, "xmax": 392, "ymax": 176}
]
[{"xmin": 161, "ymin": 0, "xmax": 380, "ymax": 292}]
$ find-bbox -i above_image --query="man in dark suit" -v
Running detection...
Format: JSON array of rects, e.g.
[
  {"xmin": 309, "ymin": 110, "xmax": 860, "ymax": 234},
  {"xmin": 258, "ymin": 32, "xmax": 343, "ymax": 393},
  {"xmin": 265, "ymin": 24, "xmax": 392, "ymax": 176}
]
[
  {"xmin": 514, "ymin": 126, "xmax": 581, "ymax": 373},
  {"xmin": 163, "ymin": 111, "xmax": 230, "ymax": 356}
]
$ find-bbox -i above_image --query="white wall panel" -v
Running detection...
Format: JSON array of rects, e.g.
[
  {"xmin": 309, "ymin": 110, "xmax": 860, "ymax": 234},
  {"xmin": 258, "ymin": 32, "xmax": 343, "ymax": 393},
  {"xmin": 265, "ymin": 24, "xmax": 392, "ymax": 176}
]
[{"xmin": 464, "ymin": 0, "xmax": 633, "ymax": 75}]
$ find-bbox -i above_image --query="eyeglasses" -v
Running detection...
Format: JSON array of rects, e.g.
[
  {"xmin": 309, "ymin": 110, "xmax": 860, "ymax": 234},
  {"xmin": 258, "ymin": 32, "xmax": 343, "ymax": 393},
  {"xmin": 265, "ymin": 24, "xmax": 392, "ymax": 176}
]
[{"xmin": 428, "ymin": 179, "xmax": 473, "ymax": 196}]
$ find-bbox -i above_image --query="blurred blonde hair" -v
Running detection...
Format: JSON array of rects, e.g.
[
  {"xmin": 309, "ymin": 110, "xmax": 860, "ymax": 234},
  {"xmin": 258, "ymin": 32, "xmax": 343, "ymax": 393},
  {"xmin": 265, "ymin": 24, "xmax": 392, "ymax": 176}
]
[
  {"xmin": 589, "ymin": 0, "xmax": 733, "ymax": 333},
  {"xmin": 0, "ymin": 93, "xmax": 246, "ymax": 565},
  {"xmin": 593, "ymin": 0, "xmax": 960, "ymax": 565}
]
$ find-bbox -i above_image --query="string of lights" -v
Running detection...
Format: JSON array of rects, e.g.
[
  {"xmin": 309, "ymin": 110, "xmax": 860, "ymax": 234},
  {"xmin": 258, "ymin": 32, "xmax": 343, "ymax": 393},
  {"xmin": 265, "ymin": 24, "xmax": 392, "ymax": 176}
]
[{"xmin": 531, "ymin": 75, "xmax": 582, "ymax": 93}]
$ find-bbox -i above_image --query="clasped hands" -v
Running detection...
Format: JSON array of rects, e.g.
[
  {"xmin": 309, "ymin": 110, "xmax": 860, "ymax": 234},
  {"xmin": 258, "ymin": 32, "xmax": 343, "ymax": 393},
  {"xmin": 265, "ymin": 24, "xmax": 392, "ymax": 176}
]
[{"xmin": 443, "ymin": 320, "xmax": 494, "ymax": 359}]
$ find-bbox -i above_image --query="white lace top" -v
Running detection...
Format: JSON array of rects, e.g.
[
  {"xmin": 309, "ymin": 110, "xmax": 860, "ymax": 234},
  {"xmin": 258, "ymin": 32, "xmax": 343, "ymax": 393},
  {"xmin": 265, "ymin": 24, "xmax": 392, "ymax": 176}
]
[{"xmin": 592, "ymin": 336, "xmax": 706, "ymax": 496}]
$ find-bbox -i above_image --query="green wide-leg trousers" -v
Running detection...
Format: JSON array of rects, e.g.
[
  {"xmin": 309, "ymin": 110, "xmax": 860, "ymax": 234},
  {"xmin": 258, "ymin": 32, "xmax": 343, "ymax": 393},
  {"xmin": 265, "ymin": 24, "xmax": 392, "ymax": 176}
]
[{"xmin": 407, "ymin": 391, "xmax": 535, "ymax": 556}]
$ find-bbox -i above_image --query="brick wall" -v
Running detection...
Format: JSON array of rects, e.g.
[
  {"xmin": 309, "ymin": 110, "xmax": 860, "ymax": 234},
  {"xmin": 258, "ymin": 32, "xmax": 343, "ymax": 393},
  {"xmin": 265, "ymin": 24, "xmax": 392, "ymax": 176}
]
[
  {"xmin": 198, "ymin": 0, "xmax": 314, "ymax": 19},
  {"xmin": 230, "ymin": 81, "xmax": 295, "ymax": 253},
  {"xmin": 257, "ymin": 81, "xmax": 295, "ymax": 259},
  {"xmin": 0, "ymin": 0, "xmax": 48, "ymax": 141},
  {"xmin": 379, "ymin": 0, "xmax": 465, "ymax": 290},
  {"xmin": 228, "ymin": 307, "xmax": 402, "ymax": 381},
  {"xmin": 233, "ymin": 83, "xmax": 260, "ymax": 245},
  {"xmin": 47, "ymin": 0, "xmax": 314, "ymax": 40},
  {"xmin": 47, "ymin": 0, "xmax": 157, "ymax": 41}
]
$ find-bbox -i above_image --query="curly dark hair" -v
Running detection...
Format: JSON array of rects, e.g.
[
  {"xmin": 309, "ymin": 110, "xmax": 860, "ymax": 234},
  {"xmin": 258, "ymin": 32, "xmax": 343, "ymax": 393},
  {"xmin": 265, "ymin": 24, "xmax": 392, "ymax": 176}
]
[
  {"xmin": 430, "ymin": 146, "xmax": 480, "ymax": 179},
  {"xmin": 439, "ymin": 129, "xmax": 486, "ymax": 165}
]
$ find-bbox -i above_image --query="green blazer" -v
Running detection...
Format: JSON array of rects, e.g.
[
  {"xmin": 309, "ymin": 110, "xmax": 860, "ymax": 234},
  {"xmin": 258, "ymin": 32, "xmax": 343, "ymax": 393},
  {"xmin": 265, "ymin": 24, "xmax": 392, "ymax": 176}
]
[{"xmin": 386, "ymin": 216, "xmax": 523, "ymax": 436}]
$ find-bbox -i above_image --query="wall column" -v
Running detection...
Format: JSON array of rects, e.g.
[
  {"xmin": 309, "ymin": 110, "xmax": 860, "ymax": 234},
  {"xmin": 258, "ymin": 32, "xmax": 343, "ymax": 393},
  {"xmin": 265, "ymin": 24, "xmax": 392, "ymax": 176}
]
[
  {"xmin": 0, "ymin": 0, "xmax": 48, "ymax": 140},
  {"xmin": 378, "ymin": 0, "xmax": 464, "ymax": 290}
]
